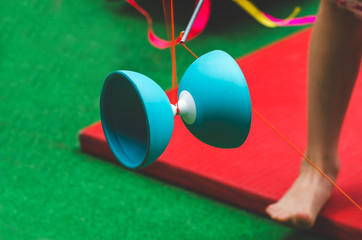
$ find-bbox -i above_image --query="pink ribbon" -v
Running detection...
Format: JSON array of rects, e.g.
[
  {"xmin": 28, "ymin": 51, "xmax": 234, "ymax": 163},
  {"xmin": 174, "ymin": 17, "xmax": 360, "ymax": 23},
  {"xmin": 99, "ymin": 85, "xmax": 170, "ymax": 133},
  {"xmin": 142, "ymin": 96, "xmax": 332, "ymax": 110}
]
[
  {"xmin": 263, "ymin": 13, "xmax": 316, "ymax": 26},
  {"xmin": 126, "ymin": 0, "xmax": 211, "ymax": 49}
]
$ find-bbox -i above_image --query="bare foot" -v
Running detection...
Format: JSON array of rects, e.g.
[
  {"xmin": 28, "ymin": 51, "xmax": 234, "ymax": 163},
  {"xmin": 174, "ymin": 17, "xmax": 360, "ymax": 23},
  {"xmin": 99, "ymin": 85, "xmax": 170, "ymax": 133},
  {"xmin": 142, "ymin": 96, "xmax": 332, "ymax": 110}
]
[{"xmin": 265, "ymin": 156, "xmax": 340, "ymax": 229}]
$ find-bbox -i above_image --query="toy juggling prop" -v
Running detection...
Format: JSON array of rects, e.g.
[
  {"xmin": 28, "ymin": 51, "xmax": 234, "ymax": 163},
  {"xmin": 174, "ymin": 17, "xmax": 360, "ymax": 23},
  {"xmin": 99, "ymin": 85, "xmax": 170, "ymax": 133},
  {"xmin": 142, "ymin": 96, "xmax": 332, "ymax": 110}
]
[
  {"xmin": 100, "ymin": 0, "xmax": 253, "ymax": 169},
  {"xmin": 100, "ymin": 50, "xmax": 251, "ymax": 169}
]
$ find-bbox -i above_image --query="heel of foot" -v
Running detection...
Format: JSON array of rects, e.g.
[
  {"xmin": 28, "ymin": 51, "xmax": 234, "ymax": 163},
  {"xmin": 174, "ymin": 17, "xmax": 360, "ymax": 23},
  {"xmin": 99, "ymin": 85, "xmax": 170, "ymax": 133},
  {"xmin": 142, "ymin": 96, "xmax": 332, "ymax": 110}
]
[{"xmin": 293, "ymin": 212, "xmax": 314, "ymax": 229}]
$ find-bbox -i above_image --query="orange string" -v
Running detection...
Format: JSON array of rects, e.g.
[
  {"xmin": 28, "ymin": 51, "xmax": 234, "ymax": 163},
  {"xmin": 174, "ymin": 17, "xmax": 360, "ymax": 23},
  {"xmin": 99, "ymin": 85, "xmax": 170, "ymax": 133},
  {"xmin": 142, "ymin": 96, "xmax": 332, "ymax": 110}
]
[
  {"xmin": 170, "ymin": 0, "xmax": 178, "ymax": 107},
  {"xmin": 252, "ymin": 108, "xmax": 361, "ymax": 211},
  {"xmin": 180, "ymin": 44, "xmax": 361, "ymax": 211},
  {"xmin": 181, "ymin": 42, "xmax": 199, "ymax": 59}
]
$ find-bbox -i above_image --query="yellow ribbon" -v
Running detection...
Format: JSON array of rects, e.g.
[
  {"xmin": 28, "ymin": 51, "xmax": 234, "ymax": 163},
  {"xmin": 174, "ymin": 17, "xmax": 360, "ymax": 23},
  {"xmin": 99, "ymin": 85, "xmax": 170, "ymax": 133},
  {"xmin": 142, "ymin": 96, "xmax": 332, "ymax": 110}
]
[{"xmin": 232, "ymin": 0, "xmax": 301, "ymax": 28}]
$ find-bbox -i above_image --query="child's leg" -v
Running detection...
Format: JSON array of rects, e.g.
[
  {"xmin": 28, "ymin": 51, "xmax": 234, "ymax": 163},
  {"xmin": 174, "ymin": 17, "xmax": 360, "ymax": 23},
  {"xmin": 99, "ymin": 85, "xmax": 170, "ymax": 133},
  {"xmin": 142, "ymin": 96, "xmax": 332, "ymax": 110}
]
[{"xmin": 266, "ymin": 0, "xmax": 362, "ymax": 229}]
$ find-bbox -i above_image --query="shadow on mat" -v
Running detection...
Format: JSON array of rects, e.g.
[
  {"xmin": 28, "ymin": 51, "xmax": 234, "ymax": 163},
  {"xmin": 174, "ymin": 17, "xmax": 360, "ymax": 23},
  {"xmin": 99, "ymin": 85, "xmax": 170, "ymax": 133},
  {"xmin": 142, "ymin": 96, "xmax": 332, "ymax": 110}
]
[{"xmin": 283, "ymin": 230, "xmax": 331, "ymax": 240}]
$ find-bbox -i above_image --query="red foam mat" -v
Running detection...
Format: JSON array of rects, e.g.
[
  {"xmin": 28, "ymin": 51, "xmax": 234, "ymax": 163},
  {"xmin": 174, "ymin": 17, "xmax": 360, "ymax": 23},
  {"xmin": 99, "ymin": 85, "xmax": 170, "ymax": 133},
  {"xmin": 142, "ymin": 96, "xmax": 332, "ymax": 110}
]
[{"xmin": 79, "ymin": 29, "xmax": 362, "ymax": 239}]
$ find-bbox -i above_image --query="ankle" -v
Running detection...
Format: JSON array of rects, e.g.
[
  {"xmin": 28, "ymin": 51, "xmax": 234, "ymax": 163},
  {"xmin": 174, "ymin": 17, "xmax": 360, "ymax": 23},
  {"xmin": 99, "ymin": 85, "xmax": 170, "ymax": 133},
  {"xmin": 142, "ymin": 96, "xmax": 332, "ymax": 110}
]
[{"xmin": 301, "ymin": 152, "xmax": 340, "ymax": 178}]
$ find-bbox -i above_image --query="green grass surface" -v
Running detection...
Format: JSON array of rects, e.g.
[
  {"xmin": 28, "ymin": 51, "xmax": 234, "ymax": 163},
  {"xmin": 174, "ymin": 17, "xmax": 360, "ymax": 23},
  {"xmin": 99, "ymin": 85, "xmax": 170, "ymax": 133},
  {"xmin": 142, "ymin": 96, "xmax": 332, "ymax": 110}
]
[{"xmin": 0, "ymin": 0, "xmax": 329, "ymax": 239}]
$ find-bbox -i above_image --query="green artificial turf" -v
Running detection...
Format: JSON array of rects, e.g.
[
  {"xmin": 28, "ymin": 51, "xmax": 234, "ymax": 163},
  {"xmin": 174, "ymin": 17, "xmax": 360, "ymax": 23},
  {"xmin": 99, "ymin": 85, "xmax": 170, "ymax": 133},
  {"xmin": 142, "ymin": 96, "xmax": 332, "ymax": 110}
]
[{"xmin": 0, "ymin": 0, "xmax": 330, "ymax": 239}]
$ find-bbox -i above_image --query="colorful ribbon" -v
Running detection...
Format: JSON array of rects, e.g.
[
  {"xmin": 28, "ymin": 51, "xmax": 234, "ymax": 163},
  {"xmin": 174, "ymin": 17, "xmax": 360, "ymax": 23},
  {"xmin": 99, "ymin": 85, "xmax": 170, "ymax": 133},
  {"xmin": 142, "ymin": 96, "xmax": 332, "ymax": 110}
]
[{"xmin": 126, "ymin": 0, "xmax": 316, "ymax": 48}]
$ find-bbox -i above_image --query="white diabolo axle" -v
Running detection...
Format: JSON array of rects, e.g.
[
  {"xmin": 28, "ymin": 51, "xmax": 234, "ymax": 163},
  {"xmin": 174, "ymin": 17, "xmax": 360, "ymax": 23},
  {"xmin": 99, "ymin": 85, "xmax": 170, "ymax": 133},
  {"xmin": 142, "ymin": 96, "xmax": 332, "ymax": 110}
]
[{"xmin": 171, "ymin": 90, "xmax": 196, "ymax": 125}]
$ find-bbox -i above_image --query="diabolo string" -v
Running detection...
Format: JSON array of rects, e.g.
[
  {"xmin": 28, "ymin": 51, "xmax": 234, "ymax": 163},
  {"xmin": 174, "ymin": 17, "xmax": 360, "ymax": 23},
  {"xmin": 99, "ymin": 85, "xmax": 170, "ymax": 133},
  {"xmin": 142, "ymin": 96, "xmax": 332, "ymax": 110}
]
[{"xmin": 179, "ymin": 40, "xmax": 362, "ymax": 211}]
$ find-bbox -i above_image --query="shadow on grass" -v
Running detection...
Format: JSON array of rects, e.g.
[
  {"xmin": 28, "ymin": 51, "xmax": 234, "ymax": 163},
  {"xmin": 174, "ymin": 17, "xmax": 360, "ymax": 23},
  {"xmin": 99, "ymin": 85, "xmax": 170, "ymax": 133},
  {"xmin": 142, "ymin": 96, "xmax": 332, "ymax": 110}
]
[{"xmin": 283, "ymin": 229, "xmax": 331, "ymax": 240}]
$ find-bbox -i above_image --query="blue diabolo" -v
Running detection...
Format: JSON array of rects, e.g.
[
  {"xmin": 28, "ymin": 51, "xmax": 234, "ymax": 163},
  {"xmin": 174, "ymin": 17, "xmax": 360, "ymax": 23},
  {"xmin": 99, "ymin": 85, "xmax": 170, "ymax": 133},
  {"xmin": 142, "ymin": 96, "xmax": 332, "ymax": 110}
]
[{"xmin": 100, "ymin": 50, "xmax": 252, "ymax": 169}]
